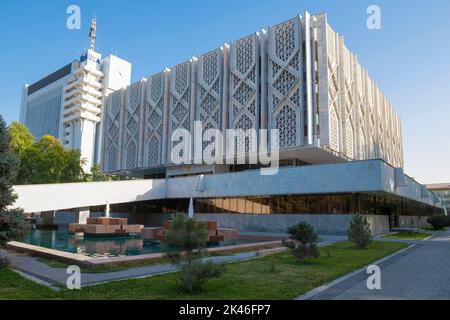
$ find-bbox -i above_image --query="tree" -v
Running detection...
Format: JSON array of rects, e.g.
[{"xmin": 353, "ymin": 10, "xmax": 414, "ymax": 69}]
[
  {"xmin": 0, "ymin": 116, "xmax": 19, "ymax": 210},
  {"xmin": 164, "ymin": 214, "xmax": 222, "ymax": 292},
  {"xmin": 347, "ymin": 214, "xmax": 373, "ymax": 249},
  {"xmin": 90, "ymin": 163, "xmax": 111, "ymax": 181},
  {"xmin": 0, "ymin": 210, "xmax": 28, "ymax": 244},
  {"xmin": 86, "ymin": 163, "xmax": 126, "ymax": 182},
  {"xmin": 16, "ymin": 135, "xmax": 84, "ymax": 184},
  {"xmin": 7, "ymin": 121, "xmax": 34, "ymax": 156},
  {"xmin": 0, "ymin": 115, "xmax": 28, "ymax": 247},
  {"xmin": 284, "ymin": 221, "xmax": 320, "ymax": 263}
]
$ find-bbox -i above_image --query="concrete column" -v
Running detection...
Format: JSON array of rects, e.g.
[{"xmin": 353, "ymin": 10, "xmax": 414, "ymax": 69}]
[
  {"xmin": 189, "ymin": 58, "xmax": 198, "ymax": 161},
  {"xmin": 138, "ymin": 80, "xmax": 146, "ymax": 167},
  {"xmin": 222, "ymin": 44, "xmax": 230, "ymax": 159},
  {"xmin": 260, "ymin": 30, "xmax": 268, "ymax": 131},
  {"xmin": 117, "ymin": 88, "xmax": 125, "ymax": 170},
  {"xmin": 76, "ymin": 207, "xmax": 90, "ymax": 224},
  {"xmin": 304, "ymin": 11, "xmax": 314, "ymax": 145},
  {"xmin": 316, "ymin": 13, "xmax": 330, "ymax": 147}
]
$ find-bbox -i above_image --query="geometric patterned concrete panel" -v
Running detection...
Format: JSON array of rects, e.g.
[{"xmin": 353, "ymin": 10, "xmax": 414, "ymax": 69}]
[
  {"xmin": 229, "ymin": 33, "xmax": 260, "ymax": 154},
  {"xmin": 168, "ymin": 59, "xmax": 196, "ymax": 163},
  {"xmin": 316, "ymin": 13, "xmax": 403, "ymax": 167},
  {"xmin": 268, "ymin": 16, "xmax": 304, "ymax": 149},
  {"xmin": 103, "ymin": 12, "xmax": 404, "ymax": 173},
  {"xmin": 197, "ymin": 48, "xmax": 224, "ymax": 156},
  {"xmin": 102, "ymin": 89, "xmax": 123, "ymax": 172},
  {"xmin": 144, "ymin": 71, "xmax": 166, "ymax": 167},
  {"xmin": 122, "ymin": 80, "xmax": 144, "ymax": 170}
]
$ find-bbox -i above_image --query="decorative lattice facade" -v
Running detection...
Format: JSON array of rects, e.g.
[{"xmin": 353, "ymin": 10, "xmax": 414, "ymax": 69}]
[
  {"xmin": 103, "ymin": 90, "xmax": 123, "ymax": 172},
  {"xmin": 102, "ymin": 12, "xmax": 404, "ymax": 173},
  {"xmin": 326, "ymin": 24, "xmax": 341, "ymax": 153},
  {"xmin": 168, "ymin": 60, "xmax": 195, "ymax": 162},
  {"xmin": 143, "ymin": 72, "xmax": 166, "ymax": 167},
  {"xmin": 317, "ymin": 13, "xmax": 403, "ymax": 167},
  {"xmin": 229, "ymin": 33, "xmax": 260, "ymax": 154},
  {"xmin": 122, "ymin": 81, "xmax": 143, "ymax": 169},
  {"xmin": 197, "ymin": 48, "xmax": 223, "ymax": 156},
  {"xmin": 268, "ymin": 17, "xmax": 303, "ymax": 149}
]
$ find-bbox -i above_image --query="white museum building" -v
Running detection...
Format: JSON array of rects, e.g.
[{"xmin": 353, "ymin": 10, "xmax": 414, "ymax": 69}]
[{"xmin": 15, "ymin": 12, "xmax": 444, "ymax": 235}]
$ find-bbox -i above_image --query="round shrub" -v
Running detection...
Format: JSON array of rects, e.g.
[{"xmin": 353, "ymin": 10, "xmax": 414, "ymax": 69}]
[{"xmin": 427, "ymin": 215, "xmax": 450, "ymax": 230}]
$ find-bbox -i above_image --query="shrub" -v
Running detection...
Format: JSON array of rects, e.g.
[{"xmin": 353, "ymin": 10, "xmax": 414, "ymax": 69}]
[
  {"xmin": 0, "ymin": 209, "xmax": 29, "ymax": 245},
  {"xmin": 0, "ymin": 254, "xmax": 10, "ymax": 269},
  {"xmin": 163, "ymin": 214, "xmax": 223, "ymax": 292},
  {"xmin": 179, "ymin": 261, "xmax": 222, "ymax": 292},
  {"xmin": 284, "ymin": 221, "xmax": 320, "ymax": 263},
  {"xmin": 347, "ymin": 214, "xmax": 372, "ymax": 249},
  {"xmin": 427, "ymin": 215, "xmax": 450, "ymax": 230}
]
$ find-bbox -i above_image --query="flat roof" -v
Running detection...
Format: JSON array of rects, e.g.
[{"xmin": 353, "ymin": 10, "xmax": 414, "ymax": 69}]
[
  {"xmin": 27, "ymin": 62, "xmax": 75, "ymax": 96},
  {"xmin": 426, "ymin": 183, "xmax": 450, "ymax": 190}
]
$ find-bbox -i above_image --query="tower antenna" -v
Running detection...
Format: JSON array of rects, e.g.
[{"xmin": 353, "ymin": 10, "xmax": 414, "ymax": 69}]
[{"xmin": 89, "ymin": 18, "xmax": 97, "ymax": 50}]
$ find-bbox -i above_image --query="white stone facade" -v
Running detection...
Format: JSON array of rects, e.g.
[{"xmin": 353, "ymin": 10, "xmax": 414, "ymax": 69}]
[{"xmin": 101, "ymin": 12, "xmax": 404, "ymax": 173}]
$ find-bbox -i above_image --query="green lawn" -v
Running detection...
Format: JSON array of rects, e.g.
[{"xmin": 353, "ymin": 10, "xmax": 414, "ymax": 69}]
[
  {"xmin": 0, "ymin": 241, "xmax": 408, "ymax": 300},
  {"xmin": 0, "ymin": 268, "xmax": 57, "ymax": 300},
  {"xmin": 384, "ymin": 231, "xmax": 433, "ymax": 241}
]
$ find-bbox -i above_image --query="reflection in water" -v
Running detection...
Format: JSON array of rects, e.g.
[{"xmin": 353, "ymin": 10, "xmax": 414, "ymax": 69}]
[
  {"xmin": 24, "ymin": 230, "xmax": 154, "ymax": 258},
  {"xmin": 22, "ymin": 230, "xmax": 261, "ymax": 258}
]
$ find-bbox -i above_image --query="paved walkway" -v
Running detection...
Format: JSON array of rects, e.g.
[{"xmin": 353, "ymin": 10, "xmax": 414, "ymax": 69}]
[
  {"xmin": 2, "ymin": 234, "xmax": 345, "ymax": 288},
  {"xmin": 298, "ymin": 230, "xmax": 450, "ymax": 300},
  {"xmin": 1, "ymin": 249, "xmax": 258, "ymax": 288}
]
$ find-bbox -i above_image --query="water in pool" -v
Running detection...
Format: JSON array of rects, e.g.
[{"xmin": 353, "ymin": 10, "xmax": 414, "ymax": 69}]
[{"xmin": 22, "ymin": 230, "xmax": 263, "ymax": 258}]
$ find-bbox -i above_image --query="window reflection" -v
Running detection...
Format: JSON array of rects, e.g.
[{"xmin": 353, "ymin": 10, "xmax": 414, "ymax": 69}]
[
  {"xmin": 93, "ymin": 194, "xmax": 443, "ymax": 217},
  {"xmin": 190, "ymin": 193, "xmax": 442, "ymax": 216}
]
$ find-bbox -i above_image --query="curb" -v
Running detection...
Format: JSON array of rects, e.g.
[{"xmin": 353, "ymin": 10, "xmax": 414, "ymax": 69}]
[{"xmin": 13, "ymin": 269, "xmax": 61, "ymax": 291}]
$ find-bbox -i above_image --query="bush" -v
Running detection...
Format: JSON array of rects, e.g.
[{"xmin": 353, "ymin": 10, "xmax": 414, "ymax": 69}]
[
  {"xmin": 0, "ymin": 209, "xmax": 29, "ymax": 245},
  {"xmin": 427, "ymin": 215, "xmax": 450, "ymax": 230},
  {"xmin": 164, "ymin": 214, "xmax": 223, "ymax": 292},
  {"xmin": 179, "ymin": 261, "xmax": 222, "ymax": 292},
  {"xmin": 347, "ymin": 214, "xmax": 372, "ymax": 249},
  {"xmin": 284, "ymin": 221, "xmax": 320, "ymax": 263},
  {"xmin": 0, "ymin": 254, "xmax": 10, "ymax": 269}
]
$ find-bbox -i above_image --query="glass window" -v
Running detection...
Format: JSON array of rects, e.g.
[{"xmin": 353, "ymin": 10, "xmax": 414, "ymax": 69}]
[
  {"xmin": 245, "ymin": 197, "xmax": 253, "ymax": 214},
  {"xmin": 237, "ymin": 197, "xmax": 246, "ymax": 213},
  {"xmin": 271, "ymin": 196, "xmax": 279, "ymax": 214},
  {"xmin": 214, "ymin": 198, "xmax": 223, "ymax": 214},
  {"xmin": 260, "ymin": 197, "xmax": 271, "ymax": 214},
  {"xmin": 253, "ymin": 198, "xmax": 262, "ymax": 214},
  {"xmin": 229, "ymin": 197, "xmax": 237, "ymax": 213},
  {"xmin": 222, "ymin": 198, "xmax": 230, "ymax": 214}
]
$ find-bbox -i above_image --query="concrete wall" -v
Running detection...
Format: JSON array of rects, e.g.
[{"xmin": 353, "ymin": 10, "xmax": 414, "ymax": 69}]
[
  {"xmin": 195, "ymin": 213, "xmax": 390, "ymax": 236},
  {"xmin": 399, "ymin": 215, "xmax": 430, "ymax": 228},
  {"xmin": 13, "ymin": 179, "xmax": 166, "ymax": 213},
  {"xmin": 12, "ymin": 160, "xmax": 443, "ymax": 214}
]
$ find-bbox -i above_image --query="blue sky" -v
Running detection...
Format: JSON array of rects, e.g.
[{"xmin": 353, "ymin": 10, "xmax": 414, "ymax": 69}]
[{"xmin": 0, "ymin": 0, "xmax": 449, "ymax": 183}]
